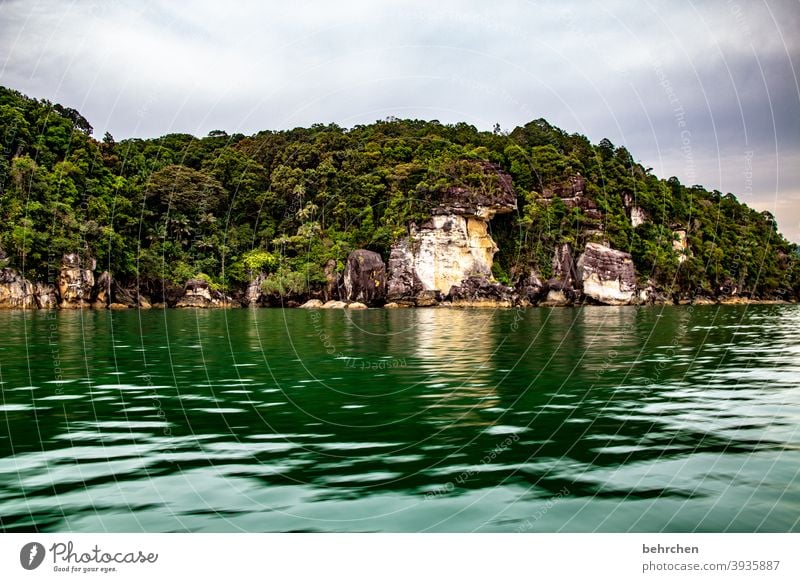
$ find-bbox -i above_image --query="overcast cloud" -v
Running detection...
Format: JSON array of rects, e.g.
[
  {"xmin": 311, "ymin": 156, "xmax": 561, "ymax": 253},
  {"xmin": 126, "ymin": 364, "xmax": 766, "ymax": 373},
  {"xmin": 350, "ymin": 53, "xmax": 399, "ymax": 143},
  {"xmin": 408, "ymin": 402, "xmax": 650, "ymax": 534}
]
[{"xmin": 1, "ymin": 0, "xmax": 798, "ymax": 240}]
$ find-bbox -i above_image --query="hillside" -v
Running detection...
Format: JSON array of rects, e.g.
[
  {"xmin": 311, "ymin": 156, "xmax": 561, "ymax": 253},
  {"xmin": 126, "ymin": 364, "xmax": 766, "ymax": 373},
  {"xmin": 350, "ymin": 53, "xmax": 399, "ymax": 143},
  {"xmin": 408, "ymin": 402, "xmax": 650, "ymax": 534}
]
[{"xmin": 0, "ymin": 85, "xmax": 797, "ymax": 308}]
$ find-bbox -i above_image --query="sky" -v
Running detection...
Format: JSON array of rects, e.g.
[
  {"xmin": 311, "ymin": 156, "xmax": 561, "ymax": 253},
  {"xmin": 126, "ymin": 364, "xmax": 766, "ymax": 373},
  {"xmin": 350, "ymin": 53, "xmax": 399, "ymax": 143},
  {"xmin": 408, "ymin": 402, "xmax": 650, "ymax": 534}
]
[{"xmin": 1, "ymin": 0, "xmax": 799, "ymax": 241}]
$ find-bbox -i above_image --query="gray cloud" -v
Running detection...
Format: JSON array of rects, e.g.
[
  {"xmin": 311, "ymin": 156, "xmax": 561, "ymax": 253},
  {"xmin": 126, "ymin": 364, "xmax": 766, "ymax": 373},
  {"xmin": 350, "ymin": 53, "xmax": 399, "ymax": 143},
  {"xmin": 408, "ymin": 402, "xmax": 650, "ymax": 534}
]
[{"xmin": 1, "ymin": 0, "xmax": 798, "ymax": 240}]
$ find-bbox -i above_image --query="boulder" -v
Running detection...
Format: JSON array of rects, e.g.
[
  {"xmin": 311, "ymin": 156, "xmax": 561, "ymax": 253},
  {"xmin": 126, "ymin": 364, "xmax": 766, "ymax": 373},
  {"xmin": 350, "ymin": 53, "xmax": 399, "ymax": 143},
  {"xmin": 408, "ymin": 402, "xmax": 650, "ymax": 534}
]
[
  {"xmin": 347, "ymin": 302, "xmax": 368, "ymax": 310},
  {"xmin": 58, "ymin": 253, "xmax": 95, "ymax": 308},
  {"xmin": 447, "ymin": 275, "xmax": 516, "ymax": 307},
  {"xmin": 175, "ymin": 278, "xmax": 237, "ymax": 308},
  {"xmin": 383, "ymin": 302, "xmax": 408, "ymax": 309},
  {"xmin": 321, "ymin": 300, "xmax": 347, "ymax": 309},
  {"xmin": 343, "ymin": 250, "xmax": 386, "ymax": 306},
  {"xmin": 0, "ymin": 268, "xmax": 36, "ymax": 309},
  {"xmin": 414, "ymin": 290, "xmax": 440, "ymax": 307},
  {"xmin": 94, "ymin": 271, "xmax": 112, "ymax": 307},
  {"xmin": 518, "ymin": 269, "xmax": 546, "ymax": 304},
  {"xmin": 539, "ymin": 286, "xmax": 573, "ymax": 307},
  {"xmin": 299, "ymin": 299, "xmax": 325, "ymax": 309},
  {"xmin": 576, "ymin": 243, "xmax": 637, "ymax": 305}
]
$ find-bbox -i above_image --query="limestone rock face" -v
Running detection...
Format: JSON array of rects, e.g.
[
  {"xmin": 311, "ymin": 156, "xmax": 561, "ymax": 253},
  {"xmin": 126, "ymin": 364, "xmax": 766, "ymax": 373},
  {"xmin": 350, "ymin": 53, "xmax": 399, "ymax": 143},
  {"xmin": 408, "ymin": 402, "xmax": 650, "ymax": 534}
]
[
  {"xmin": 386, "ymin": 238, "xmax": 422, "ymax": 303},
  {"xmin": 630, "ymin": 206, "xmax": 648, "ymax": 227},
  {"xmin": 343, "ymin": 250, "xmax": 386, "ymax": 306},
  {"xmin": 552, "ymin": 243, "xmax": 577, "ymax": 286},
  {"xmin": 58, "ymin": 253, "xmax": 95, "ymax": 308},
  {"xmin": 546, "ymin": 243, "xmax": 578, "ymax": 301},
  {"xmin": 673, "ymin": 228, "xmax": 689, "ymax": 263},
  {"xmin": 386, "ymin": 162, "xmax": 516, "ymax": 304},
  {"xmin": 34, "ymin": 282, "xmax": 58, "ymax": 309},
  {"xmin": 577, "ymin": 243, "xmax": 637, "ymax": 305},
  {"xmin": 176, "ymin": 278, "xmax": 236, "ymax": 308},
  {"xmin": 244, "ymin": 273, "xmax": 268, "ymax": 307},
  {"xmin": 0, "ymin": 268, "xmax": 36, "ymax": 309}
]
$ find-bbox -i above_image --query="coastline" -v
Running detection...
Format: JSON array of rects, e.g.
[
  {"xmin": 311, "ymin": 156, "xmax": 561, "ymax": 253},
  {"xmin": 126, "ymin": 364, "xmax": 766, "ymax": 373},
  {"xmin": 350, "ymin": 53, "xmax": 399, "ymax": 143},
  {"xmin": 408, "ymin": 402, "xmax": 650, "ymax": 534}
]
[{"xmin": 0, "ymin": 297, "xmax": 794, "ymax": 311}]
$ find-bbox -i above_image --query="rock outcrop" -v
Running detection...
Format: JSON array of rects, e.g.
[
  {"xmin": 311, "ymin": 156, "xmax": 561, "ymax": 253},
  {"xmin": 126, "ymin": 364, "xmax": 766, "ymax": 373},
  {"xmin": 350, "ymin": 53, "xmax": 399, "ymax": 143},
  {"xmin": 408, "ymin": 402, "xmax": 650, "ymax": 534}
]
[
  {"xmin": 577, "ymin": 243, "xmax": 637, "ymax": 305},
  {"xmin": 518, "ymin": 270, "xmax": 546, "ymax": 305},
  {"xmin": 447, "ymin": 276, "xmax": 516, "ymax": 307},
  {"xmin": 672, "ymin": 227, "xmax": 689, "ymax": 263},
  {"xmin": 0, "ymin": 268, "xmax": 36, "ymax": 309},
  {"xmin": 58, "ymin": 253, "xmax": 95, "ymax": 308},
  {"xmin": 34, "ymin": 282, "xmax": 58, "ymax": 309},
  {"xmin": 175, "ymin": 278, "xmax": 236, "ymax": 308},
  {"xmin": 343, "ymin": 250, "xmax": 386, "ymax": 306},
  {"xmin": 386, "ymin": 161, "xmax": 516, "ymax": 305},
  {"xmin": 386, "ymin": 238, "xmax": 422, "ymax": 304},
  {"xmin": 243, "ymin": 273, "xmax": 268, "ymax": 307},
  {"xmin": 541, "ymin": 243, "xmax": 578, "ymax": 305},
  {"xmin": 94, "ymin": 271, "xmax": 112, "ymax": 307},
  {"xmin": 630, "ymin": 206, "xmax": 648, "ymax": 227},
  {"xmin": 323, "ymin": 259, "xmax": 339, "ymax": 302}
]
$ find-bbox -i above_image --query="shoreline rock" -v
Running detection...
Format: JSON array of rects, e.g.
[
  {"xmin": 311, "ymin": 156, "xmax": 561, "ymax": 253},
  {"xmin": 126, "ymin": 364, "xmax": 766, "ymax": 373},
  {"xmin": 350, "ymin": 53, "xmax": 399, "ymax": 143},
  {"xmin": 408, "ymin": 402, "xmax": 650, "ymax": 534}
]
[
  {"xmin": 175, "ymin": 278, "xmax": 239, "ymax": 308},
  {"xmin": 343, "ymin": 250, "xmax": 386, "ymax": 306}
]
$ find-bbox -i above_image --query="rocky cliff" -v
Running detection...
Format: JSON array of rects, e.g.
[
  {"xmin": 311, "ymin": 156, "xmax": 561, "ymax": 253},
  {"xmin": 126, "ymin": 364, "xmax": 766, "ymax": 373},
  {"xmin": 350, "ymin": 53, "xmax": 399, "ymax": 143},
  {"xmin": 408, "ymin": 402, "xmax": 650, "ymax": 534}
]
[{"xmin": 386, "ymin": 162, "xmax": 516, "ymax": 305}]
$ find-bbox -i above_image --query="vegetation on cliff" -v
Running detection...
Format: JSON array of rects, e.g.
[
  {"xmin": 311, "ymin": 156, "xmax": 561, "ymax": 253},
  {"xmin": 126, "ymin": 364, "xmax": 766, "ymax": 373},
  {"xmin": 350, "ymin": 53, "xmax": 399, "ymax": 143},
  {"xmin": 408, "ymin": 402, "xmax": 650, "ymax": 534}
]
[{"xmin": 1, "ymin": 85, "xmax": 797, "ymax": 302}]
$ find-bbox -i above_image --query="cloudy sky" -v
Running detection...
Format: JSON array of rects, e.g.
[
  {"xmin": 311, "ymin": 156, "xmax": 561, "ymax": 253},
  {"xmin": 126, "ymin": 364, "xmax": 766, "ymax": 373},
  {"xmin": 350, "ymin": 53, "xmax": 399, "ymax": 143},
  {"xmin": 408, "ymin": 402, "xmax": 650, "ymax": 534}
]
[{"xmin": 2, "ymin": 0, "xmax": 799, "ymax": 240}]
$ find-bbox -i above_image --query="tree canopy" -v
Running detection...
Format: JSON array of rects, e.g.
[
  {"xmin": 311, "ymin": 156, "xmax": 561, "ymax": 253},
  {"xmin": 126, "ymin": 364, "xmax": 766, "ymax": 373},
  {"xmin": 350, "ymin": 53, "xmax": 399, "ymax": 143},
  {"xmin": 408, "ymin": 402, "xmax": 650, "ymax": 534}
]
[{"xmin": 1, "ymin": 86, "xmax": 797, "ymax": 300}]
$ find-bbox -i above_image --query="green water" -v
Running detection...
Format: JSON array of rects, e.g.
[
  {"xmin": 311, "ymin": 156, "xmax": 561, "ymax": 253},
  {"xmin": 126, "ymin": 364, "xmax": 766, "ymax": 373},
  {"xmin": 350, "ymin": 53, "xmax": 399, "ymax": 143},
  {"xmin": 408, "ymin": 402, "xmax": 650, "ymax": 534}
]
[{"xmin": 0, "ymin": 305, "xmax": 798, "ymax": 532}]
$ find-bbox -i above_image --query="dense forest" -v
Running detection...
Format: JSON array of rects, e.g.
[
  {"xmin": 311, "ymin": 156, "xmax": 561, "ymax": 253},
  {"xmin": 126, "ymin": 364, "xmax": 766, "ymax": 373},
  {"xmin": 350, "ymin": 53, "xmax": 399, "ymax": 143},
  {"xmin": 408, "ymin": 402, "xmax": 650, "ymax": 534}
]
[{"xmin": 1, "ymin": 85, "xmax": 797, "ymax": 303}]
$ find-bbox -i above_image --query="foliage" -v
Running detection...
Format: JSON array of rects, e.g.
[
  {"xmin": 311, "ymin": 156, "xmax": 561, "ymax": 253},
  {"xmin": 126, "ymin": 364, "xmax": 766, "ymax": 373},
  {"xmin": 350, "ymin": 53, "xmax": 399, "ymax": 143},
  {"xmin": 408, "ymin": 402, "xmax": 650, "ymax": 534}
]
[{"xmin": 0, "ymin": 85, "xmax": 797, "ymax": 299}]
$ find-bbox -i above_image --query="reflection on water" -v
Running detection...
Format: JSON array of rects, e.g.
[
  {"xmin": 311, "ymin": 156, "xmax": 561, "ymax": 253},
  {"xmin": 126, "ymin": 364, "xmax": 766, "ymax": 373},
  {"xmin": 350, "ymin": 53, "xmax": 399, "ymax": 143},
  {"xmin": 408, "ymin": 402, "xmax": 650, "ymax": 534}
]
[{"xmin": 0, "ymin": 305, "xmax": 798, "ymax": 532}]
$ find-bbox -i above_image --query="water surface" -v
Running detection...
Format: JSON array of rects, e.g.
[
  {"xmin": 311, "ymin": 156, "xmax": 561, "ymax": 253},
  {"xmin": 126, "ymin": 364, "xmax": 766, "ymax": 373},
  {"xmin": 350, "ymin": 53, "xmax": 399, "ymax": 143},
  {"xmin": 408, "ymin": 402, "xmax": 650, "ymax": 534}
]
[{"xmin": 0, "ymin": 305, "xmax": 798, "ymax": 531}]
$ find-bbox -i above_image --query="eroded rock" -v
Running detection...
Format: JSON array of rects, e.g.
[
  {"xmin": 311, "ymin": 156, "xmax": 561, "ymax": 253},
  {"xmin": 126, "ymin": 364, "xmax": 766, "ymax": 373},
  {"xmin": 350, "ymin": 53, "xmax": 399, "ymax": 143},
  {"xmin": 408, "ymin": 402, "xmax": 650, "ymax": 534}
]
[
  {"xmin": 343, "ymin": 250, "xmax": 386, "ymax": 306},
  {"xmin": 244, "ymin": 273, "xmax": 268, "ymax": 307},
  {"xmin": 175, "ymin": 278, "xmax": 237, "ymax": 308},
  {"xmin": 577, "ymin": 243, "xmax": 637, "ymax": 305},
  {"xmin": 518, "ymin": 269, "xmax": 546, "ymax": 304},
  {"xmin": 34, "ymin": 282, "xmax": 58, "ymax": 309},
  {"xmin": 299, "ymin": 299, "xmax": 325, "ymax": 309},
  {"xmin": 0, "ymin": 268, "xmax": 36, "ymax": 309},
  {"xmin": 386, "ymin": 161, "xmax": 516, "ymax": 305},
  {"xmin": 447, "ymin": 275, "xmax": 516, "ymax": 307},
  {"xmin": 58, "ymin": 253, "xmax": 95, "ymax": 308}
]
